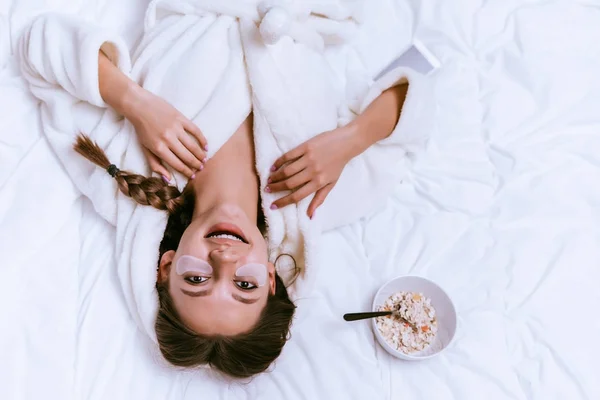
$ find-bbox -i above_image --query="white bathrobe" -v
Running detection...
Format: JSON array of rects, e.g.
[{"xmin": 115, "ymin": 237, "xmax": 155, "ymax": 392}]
[{"xmin": 18, "ymin": 0, "xmax": 433, "ymax": 345}]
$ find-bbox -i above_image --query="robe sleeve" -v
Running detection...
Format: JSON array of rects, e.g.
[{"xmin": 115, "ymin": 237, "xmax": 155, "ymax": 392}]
[
  {"xmin": 19, "ymin": 13, "xmax": 131, "ymax": 108},
  {"xmin": 18, "ymin": 13, "xmax": 135, "ymax": 226},
  {"xmin": 318, "ymin": 1, "xmax": 436, "ymax": 232}
]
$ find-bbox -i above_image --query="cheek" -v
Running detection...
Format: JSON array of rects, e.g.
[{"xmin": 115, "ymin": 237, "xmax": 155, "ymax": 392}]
[
  {"xmin": 177, "ymin": 234, "xmax": 200, "ymax": 255},
  {"xmin": 249, "ymin": 235, "xmax": 270, "ymax": 263},
  {"xmin": 176, "ymin": 220, "xmax": 208, "ymax": 253}
]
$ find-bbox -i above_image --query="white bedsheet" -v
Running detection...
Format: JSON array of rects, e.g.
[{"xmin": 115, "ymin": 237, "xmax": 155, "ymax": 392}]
[{"xmin": 2, "ymin": 0, "xmax": 600, "ymax": 399}]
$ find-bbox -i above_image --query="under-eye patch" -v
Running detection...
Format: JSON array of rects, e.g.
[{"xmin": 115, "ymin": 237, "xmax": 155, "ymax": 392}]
[
  {"xmin": 176, "ymin": 255, "xmax": 213, "ymax": 275},
  {"xmin": 235, "ymin": 263, "xmax": 268, "ymax": 287}
]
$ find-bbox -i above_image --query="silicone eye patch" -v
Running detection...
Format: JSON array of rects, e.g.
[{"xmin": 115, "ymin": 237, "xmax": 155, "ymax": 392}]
[
  {"xmin": 176, "ymin": 255, "xmax": 213, "ymax": 275},
  {"xmin": 235, "ymin": 263, "xmax": 268, "ymax": 287}
]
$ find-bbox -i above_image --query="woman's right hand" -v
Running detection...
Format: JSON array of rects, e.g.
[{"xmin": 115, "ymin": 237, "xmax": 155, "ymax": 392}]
[
  {"xmin": 123, "ymin": 88, "xmax": 208, "ymax": 181},
  {"xmin": 97, "ymin": 51, "xmax": 207, "ymax": 180}
]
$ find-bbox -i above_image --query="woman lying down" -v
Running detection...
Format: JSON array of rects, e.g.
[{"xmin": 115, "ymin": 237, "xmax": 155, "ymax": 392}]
[{"xmin": 19, "ymin": 0, "xmax": 432, "ymax": 378}]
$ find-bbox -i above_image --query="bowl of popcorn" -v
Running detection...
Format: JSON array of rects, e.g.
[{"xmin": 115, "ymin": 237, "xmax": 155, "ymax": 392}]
[{"xmin": 372, "ymin": 275, "xmax": 457, "ymax": 360}]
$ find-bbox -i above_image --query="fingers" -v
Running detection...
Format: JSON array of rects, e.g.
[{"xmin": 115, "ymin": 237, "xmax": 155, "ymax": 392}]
[
  {"xmin": 269, "ymin": 156, "xmax": 307, "ymax": 183},
  {"xmin": 179, "ymin": 132, "xmax": 207, "ymax": 164},
  {"xmin": 266, "ymin": 169, "xmax": 311, "ymax": 193},
  {"xmin": 307, "ymin": 184, "xmax": 333, "ymax": 219},
  {"xmin": 158, "ymin": 148, "xmax": 195, "ymax": 179},
  {"xmin": 143, "ymin": 148, "xmax": 171, "ymax": 183},
  {"xmin": 170, "ymin": 140, "xmax": 203, "ymax": 173},
  {"xmin": 271, "ymin": 145, "xmax": 305, "ymax": 172},
  {"xmin": 181, "ymin": 117, "xmax": 208, "ymax": 151},
  {"xmin": 271, "ymin": 181, "xmax": 319, "ymax": 210}
]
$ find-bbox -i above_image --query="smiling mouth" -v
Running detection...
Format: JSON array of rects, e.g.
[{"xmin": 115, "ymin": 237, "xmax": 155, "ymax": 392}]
[{"xmin": 205, "ymin": 223, "xmax": 248, "ymax": 244}]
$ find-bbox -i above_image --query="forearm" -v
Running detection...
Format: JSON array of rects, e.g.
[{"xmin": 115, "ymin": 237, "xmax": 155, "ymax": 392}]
[
  {"xmin": 98, "ymin": 50, "xmax": 142, "ymax": 117},
  {"xmin": 346, "ymin": 82, "xmax": 409, "ymax": 156}
]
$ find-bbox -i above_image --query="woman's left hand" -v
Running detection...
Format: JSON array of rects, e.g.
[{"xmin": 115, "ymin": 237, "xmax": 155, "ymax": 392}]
[
  {"xmin": 267, "ymin": 82, "xmax": 409, "ymax": 218},
  {"xmin": 266, "ymin": 126, "xmax": 360, "ymax": 218}
]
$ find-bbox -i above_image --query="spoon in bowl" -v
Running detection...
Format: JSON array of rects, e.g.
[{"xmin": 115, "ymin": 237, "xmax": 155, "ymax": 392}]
[{"xmin": 343, "ymin": 310, "xmax": 418, "ymax": 332}]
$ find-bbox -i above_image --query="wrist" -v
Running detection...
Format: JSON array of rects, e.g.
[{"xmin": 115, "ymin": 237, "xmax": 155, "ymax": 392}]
[
  {"xmin": 119, "ymin": 82, "xmax": 146, "ymax": 120},
  {"xmin": 343, "ymin": 119, "xmax": 370, "ymax": 159},
  {"xmin": 98, "ymin": 51, "xmax": 143, "ymax": 118},
  {"xmin": 342, "ymin": 83, "xmax": 408, "ymax": 159}
]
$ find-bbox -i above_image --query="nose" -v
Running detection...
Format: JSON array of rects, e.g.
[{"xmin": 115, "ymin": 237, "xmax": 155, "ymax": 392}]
[{"xmin": 208, "ymin": 244, "xmax": 244, "ymax": 264}]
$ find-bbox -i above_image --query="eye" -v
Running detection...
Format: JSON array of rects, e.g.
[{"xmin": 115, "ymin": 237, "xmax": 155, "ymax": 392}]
[
  {"xmin": 185, "ymin": 276, "xmax": 209, "ymax": 284},
  {"xmin": 235, "ymin": 281, "xmax": 257, "ymax": 290}
]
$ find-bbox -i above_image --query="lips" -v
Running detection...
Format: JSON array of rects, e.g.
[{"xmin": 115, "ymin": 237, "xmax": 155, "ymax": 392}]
[{"xmin": 205, "ymin": 223, "xmax": 248, "ymax": 244}]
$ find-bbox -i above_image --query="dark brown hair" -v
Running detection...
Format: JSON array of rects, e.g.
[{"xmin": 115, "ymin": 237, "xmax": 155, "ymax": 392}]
[
  {"xmin": 74, "ymin": 135, "xmax": 296, "ymax": 378},
  {"xmin": 74, "ymin": 135, "xmax": 183, "ymax": 213}
]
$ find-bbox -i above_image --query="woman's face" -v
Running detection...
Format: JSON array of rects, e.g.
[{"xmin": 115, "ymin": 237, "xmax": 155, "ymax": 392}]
[{"xmin": 159, "ymin": 204, "xmax": 276, "ymax": 336}]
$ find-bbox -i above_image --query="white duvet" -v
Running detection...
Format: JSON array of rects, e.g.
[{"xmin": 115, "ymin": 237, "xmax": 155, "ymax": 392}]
[{"xmin": 2, "ymin": 0, "xmax": 600, "ymax": 399}]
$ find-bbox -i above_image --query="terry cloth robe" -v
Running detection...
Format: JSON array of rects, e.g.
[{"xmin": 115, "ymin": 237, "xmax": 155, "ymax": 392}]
[{"xmin": 18, "ymin": 0, "xmax": 434, "ymax": 345}]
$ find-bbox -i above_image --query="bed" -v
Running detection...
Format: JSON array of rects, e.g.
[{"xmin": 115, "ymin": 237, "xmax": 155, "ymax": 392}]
[{"xmin": 1, "ymin": 0, "xmax": 599, "ymax": 399}]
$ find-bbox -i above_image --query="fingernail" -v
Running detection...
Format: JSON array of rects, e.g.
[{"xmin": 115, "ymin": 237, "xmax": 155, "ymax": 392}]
[
  {"xmin": 199, "ymin": 164, "xmax": 204, "ymax": 171},
  {"xmin": 270, "ymin": 165, "xmax": 276, "ymax": 172},
  {"xmin": 267, "ymin": 178, "xmax": 272, "ymax": 184},
  {"xmin": 191, "ymin": 173, "xmax": 196, "ymax": 180},
  {"xmin": 270, "ymin": 204, "xmax": 278, "ymax": 210},
  {"xmin": 265, "ymin": 186, "xmax": 271, "ymax": 193},
  {"xmin": 204, "ymin": 145, "xmax": 208, "ymax": 151},
  {"xmin": 202, "ymin": 157, "xmax": 208, "ymax": 163},
  {"xmin": 162, "ymin": 175, "xmax": 170, "ymax": 184}
]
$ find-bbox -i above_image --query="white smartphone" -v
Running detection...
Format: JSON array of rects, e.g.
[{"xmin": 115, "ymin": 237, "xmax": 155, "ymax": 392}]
[{"xmin": 375, "ymin": 39, "xmax": 440, "ymax": 79}]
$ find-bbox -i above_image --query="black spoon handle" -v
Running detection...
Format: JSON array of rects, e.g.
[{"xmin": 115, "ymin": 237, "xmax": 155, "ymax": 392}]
[{"xmin": 343, "ymin": 311, "xmax": 392, "ymax": 321}]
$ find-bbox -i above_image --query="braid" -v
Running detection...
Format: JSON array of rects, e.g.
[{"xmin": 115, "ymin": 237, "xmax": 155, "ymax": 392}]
[{"xmin": 74, "ymin": 134, "xmax": 183, "ymax": 213}]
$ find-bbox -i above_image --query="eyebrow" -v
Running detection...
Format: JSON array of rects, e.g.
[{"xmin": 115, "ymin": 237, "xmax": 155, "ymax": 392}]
[
  {"xmin": 181, "ymin": 289, "xmax": 210, "ymax": 297},
  {"xmin": 233, "ymin": 294, "xmax": 259, "ymax": 305},
  {"xmin": 180, "ymin": 289, "xmax": 259, "ymax": 305}
]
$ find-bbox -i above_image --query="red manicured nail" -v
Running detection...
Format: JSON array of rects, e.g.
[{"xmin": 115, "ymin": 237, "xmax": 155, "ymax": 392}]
[{"xmin": 270, "ymin": 204, "xmax": 278, "ymax": 210}]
